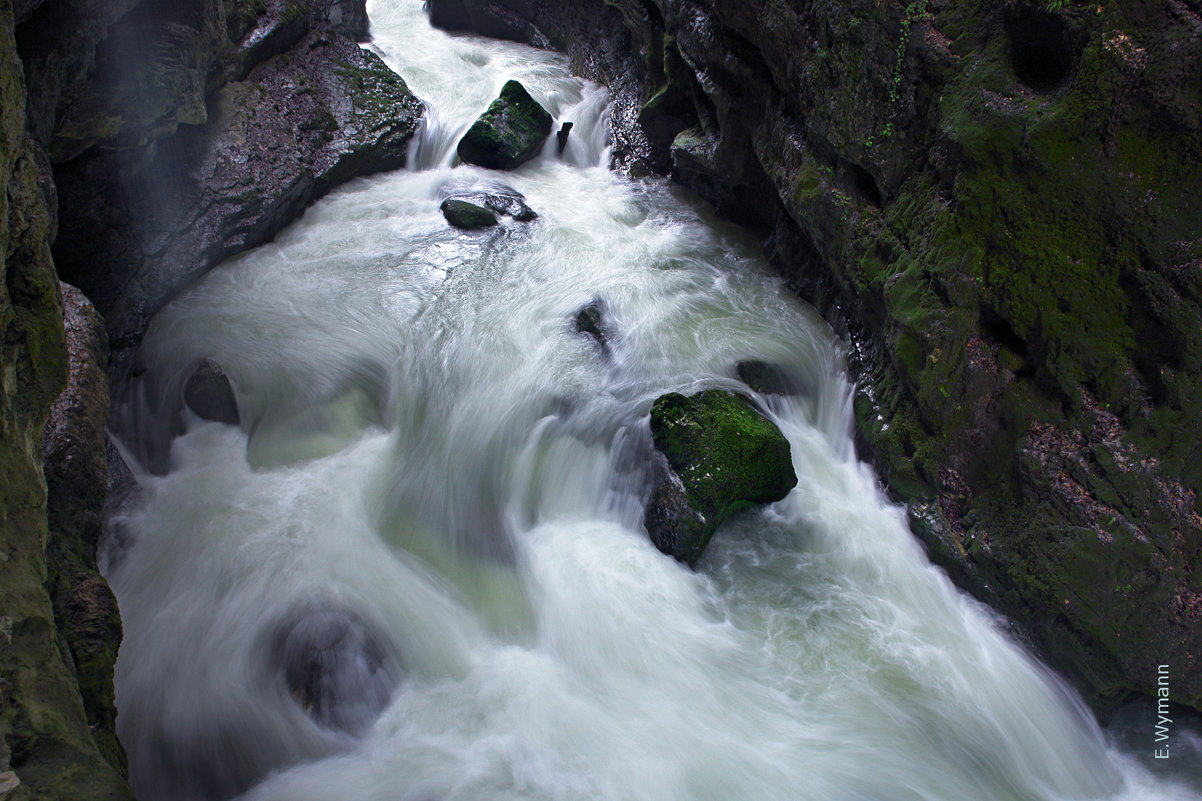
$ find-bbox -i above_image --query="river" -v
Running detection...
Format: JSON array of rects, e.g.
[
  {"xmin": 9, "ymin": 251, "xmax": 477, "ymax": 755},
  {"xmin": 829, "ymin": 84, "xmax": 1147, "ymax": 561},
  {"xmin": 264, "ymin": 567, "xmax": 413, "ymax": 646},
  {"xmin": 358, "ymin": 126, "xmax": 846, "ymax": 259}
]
[{"xmin": 103, "ymin": 1, "xmax": 1200, "ymax": 799}]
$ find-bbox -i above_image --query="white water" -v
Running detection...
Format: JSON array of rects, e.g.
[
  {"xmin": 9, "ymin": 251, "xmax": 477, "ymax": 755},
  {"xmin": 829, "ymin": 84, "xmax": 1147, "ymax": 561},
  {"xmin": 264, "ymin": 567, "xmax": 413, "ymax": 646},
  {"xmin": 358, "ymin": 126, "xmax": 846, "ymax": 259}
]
[{"xmin": 104, "ymin": 2, "xmax": 1201, "ymax": 800}]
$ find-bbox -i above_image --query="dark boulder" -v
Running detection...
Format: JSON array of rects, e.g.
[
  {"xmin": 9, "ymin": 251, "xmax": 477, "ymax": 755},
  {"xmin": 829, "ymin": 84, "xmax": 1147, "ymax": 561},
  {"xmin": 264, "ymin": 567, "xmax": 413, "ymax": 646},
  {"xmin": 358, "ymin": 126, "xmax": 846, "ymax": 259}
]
[
  {"xmin": 426, "ymin": 0, "xmax": 540, "ymax": 44},
  {"xmin": 457, "ymin": 80, "xmax": 553, "ymax": 170},
  {"xmin": 441, "ymin": 198, "xmax": 499, "ymax": 229},
  {"xmin": 183, "ymin": 359, "xmax": 240, "ymax": 425},
  {"xmin": 556, "ymin": 121, "xmax": 573, "ymax": 154},
  {"xmin": 441, "ymin": 181, "xmax": 538, "ymax": 223},
  {"xmin": 481, "ymin": 190, "xmax": 538, "ymax": 221},
  {"xmin": 573, "ymin": 300, "xmax": 609, "ymax": 349},
  {"xmin": 736, "ymin": 359, "xmax": 806, "ymax": 396},
  {"xmin": 645, "ymin": 390, "xmax": 796, "ymax": 565}
]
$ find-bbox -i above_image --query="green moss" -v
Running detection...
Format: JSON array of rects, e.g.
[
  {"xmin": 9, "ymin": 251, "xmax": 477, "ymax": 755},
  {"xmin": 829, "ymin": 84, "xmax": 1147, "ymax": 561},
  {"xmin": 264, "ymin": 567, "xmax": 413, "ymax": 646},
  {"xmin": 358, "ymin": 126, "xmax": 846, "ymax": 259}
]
[
  {"xmin": 457, "ymin": 80, "xmax": 552, "ymax": 170},
  {"xmin": 440, "ymin": 198, "xmax": 498, "ymax": 230},
  {"xmin": 648, "ymin": 390, "xmax": 797, "ymax": 564}
]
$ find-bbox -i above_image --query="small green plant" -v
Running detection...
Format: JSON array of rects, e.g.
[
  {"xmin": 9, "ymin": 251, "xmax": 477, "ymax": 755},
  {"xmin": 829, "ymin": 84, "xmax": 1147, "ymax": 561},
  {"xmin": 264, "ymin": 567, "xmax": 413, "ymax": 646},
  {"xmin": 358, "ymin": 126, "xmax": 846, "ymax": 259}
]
[{"xmin": 889, "ymin": 1, "xmax": 931, "ymax": 103}]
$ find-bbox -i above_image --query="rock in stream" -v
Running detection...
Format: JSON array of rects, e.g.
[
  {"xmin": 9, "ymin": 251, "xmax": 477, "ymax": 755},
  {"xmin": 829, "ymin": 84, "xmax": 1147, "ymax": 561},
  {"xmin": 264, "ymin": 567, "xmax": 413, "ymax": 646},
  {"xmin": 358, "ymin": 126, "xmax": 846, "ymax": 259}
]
[{"xmin": 645, "ymin": 390, "xmax": 796, "ymax": 565}]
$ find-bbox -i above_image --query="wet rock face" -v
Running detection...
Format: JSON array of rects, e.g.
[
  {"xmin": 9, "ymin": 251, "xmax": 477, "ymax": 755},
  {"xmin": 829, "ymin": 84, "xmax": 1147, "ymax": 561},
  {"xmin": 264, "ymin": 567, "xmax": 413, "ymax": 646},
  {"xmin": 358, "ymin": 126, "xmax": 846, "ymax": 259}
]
[
  {"xmin": 427, "ymin": 0, "xmax": 542, "ymax": 44},
  {"xmin": 2, "ymin": 10, "xmax": 134, "ymax": 789},
  {"xmin": 43, "ymin": 285, "xmax": 110, "ymax": 558},
  {"xmin": 457, "ymin": 79, "xmax": 553, "ymax": 170},
  {"xmin": 327, "ymin": 0, "xmax": 371, "ymax": 40},
  {"xmin": 42, "ymin": 0, "xmax": 421, "ymax": 349},
  {"xmin": 41, "ymin": 283, "xmax": 130, "ymax": 780},
  {"xmin": 646, "ymin": 390, "xmax": 796, "ymax": 565}
]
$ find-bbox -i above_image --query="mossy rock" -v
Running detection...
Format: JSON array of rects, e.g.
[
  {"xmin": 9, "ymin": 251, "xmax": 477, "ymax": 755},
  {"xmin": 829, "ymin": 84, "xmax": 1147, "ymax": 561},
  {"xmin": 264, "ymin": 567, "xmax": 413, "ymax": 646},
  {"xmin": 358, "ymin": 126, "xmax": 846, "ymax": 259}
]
[
  {"xmin": 646, "ymin": 390, "xmax": 797, "ymax": 565},
  {"xmin": 456, "ymin": 80, "xmax": 552, "ymax": 170},
  {"xmin": 440, "ymin": 198, "xmax": 498, "ymax": 229}
]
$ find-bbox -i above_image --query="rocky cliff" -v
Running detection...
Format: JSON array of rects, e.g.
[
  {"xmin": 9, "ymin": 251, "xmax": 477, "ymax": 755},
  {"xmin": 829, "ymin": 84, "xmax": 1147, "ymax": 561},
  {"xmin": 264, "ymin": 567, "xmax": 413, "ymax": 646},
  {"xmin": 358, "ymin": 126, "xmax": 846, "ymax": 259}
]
[
  {"xmin": 428, "ymin": 0, "xmax": 1202, "ymax": 714},
  {"xmin": 1, "ymin": 0, "xmax": 419, "ymax": 796},
  {"xmin": 0, "ymin": 4, "xmax": 129, "ymax": 795}
]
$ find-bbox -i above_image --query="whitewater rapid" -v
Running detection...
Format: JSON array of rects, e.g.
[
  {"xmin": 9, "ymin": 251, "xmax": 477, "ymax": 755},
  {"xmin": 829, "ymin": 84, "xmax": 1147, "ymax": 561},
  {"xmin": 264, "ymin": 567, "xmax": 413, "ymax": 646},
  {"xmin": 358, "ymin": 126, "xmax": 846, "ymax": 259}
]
[{"xmin": 103, "ymin": 2, "xmax": 1201, "ymax": 800}]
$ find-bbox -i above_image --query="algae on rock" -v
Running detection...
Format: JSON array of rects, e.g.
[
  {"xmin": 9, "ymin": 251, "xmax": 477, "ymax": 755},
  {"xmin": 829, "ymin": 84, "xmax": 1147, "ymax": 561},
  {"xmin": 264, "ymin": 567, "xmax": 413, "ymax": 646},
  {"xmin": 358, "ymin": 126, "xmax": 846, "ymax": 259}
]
[
  {"xmin": 441, "ymin": 198, "xmax": 499, "ymax": 229},
  {"xmin": 457, "ymin": 79, "xmax": 553, "ymax": 170},
  {"xmin": 646, "ymin": 390, "xmax": 797, "ymax": 565}
]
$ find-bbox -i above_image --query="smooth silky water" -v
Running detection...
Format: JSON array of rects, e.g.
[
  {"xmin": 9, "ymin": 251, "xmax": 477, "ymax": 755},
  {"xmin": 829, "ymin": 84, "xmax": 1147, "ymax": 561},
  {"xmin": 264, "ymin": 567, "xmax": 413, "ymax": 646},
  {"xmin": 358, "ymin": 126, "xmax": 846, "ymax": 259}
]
[{"xmin": 103, "ymin": 1, "xmax": 1202, "ymax": 799}]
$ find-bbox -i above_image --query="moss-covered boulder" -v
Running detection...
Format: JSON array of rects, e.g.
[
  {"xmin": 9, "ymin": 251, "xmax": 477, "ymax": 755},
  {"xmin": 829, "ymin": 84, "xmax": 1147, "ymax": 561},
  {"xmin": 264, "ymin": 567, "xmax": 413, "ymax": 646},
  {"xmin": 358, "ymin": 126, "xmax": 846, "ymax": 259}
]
[
  {"xmin": 457, "ymin": 80, "xmax": 553, "ymax": 170},
  {"xmin": 440, "ymin": 198, "xmax": 498, "ymax": 229},
  {"xmin": 646, "ymin": 390, "xmax": 797, "ymax": 565}
]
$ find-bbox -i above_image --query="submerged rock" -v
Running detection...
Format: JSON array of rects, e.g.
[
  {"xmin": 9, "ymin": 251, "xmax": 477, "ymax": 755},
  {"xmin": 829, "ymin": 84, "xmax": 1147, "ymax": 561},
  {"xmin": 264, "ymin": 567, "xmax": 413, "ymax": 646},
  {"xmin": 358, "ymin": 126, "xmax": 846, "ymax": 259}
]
[
  {"xmin": 183, "ymin": 359, "xmax": 240, "ymax": 425},
  {"xmin": 457, "ymin": 80, "xmax": 553, "ymax": 170},
  {"xmin": 441, "ymin": 181, "xmax": 539, "ymax": 225},
  {"xmin": 481, "ymin": 190, "xmax": 538, "ymax": 221},
  {"xmin": 277, "ymin": 608, "xmax": 396, "ymax": 736},
  {"xmin": 441, "ymin": 198, "xmax": 499, "ymax": 229},
  {"xmin": 736, "ymin": 360, "xmax": 806, "ymax": 397},
  {"xmin": 574, "ymin": 300, "xmax": 609, "ymax": 348},
  {"xmin": 645, "ymin": 390, "xmax": 796, "ymax": 565}
]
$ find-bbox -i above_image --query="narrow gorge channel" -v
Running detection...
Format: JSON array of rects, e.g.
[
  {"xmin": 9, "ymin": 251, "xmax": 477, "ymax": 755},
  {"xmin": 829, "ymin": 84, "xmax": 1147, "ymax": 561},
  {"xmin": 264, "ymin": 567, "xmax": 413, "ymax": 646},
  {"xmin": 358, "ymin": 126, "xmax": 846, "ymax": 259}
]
[{"xmin": 100, "ymin": 2, "xmax": 1198, "ymax": 800}]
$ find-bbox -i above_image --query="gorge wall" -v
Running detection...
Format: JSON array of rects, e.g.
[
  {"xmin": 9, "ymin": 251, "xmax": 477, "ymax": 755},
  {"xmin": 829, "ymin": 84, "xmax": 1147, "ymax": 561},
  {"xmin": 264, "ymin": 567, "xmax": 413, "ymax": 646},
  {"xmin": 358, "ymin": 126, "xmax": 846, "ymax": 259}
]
[
  {"xmin": 1, "ymin": 0, "xmax": 419, "ymax": 797},
  {"xmin": 427, "ymin": 0, "xmax": 1202, "ymax": 714}
]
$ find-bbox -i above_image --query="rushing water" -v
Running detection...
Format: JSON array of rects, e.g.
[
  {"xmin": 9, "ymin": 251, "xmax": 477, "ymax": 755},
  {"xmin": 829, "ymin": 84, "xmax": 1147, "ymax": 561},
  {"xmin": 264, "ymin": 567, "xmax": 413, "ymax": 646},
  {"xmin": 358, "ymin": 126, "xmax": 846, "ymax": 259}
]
[{"xmin": 104, "ymin": 2, "xmax": 1201, "ymax": 800}]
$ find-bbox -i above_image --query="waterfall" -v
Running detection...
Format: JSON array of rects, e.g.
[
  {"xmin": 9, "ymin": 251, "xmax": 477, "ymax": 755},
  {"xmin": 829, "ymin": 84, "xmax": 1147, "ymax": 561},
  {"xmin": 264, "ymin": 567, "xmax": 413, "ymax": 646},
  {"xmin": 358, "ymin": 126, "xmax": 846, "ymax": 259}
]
[{"xmin": 103, "ymin": 2, "xmax": 1201, "ymax": 800}]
